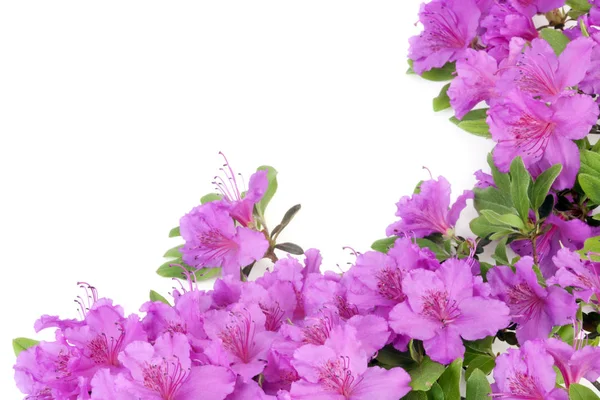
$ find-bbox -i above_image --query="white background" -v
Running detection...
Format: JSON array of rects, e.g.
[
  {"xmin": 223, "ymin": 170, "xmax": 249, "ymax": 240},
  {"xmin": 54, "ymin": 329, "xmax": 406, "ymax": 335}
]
[{"xmin": 0, "ymin": 1, "xmax": 494, "ymax": 398}]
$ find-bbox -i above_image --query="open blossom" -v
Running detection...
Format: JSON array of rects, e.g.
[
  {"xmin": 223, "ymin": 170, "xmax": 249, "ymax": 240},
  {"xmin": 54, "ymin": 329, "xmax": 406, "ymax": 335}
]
[
  {"xmin": 488, "ymin": 90, "xmax": 598, "ymax": 189},
  {"xmin": 290, "ymin": 325, "xmax": 411, "ymax": 400},
  {"xmin": 180, "ymin": 201, "xmax": 269, "ymax": 278},
  {"xmin": 487, "ymin": 257, "xmax": 577, "ymax": 344},
  {"xmin": 386, "ymin": 176, "xmax": 473, "ymax": 238},
  {"xmin": 408, "ymin": 0, "xmax": 480, "ymax": 74},
  {"xmin": 511, "ymin": 214, "xmax": 594, "ymax": 278},
  {"xmin": 549, "ymin": 248, "xmax": 600, "ymax": 302},
  {"xmin": 498, "ymin": 37, "xmax": 594, "ymax": 101},
  {"xmin": 507, "ymin": 0, "xmax": 566, "ymax": 17},
  {"xmin": 90, "ymin": 333, "xmax": 236, "ymax": 400},
  {"xmin": 389, "ymin": 258, "xmax": 510, "ymax": 364},
  {"xmin": 448, "ymin": 49, "xmax": 499, "ymax": 119},
  {"xmin": 493, "ymin": 340, "xmax": 568, "ymax": 400},
  {"xmin": 544, "ymin": 338, "xmax": 600, "ymax": 388}
]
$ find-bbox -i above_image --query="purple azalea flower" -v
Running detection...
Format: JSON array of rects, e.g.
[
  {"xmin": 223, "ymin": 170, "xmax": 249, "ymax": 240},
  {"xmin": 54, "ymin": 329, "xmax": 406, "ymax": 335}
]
[
  {"xmin": 180, "ymin": 201, "xmax": 269, "ymax": 278},
  {"xmin": 448, "ymin": 49, "xmax": 499, "ymax": 119},
  {"xmin": 480, "ymin": 2, "xmax": 538, "ymax": 61},
  {"xmin": 493, "ymin": 340, "xmax": 568, "ymax": 399},
  {"xmin": 203, "ymin": 304, "xmax": 276, "ymax": 380},
  {"xmin": 580, "ymin": 31, "xmax": 600, "ymax": 95},
  {"xmin": 290, "ymin": 325, "xmax": 411, "ymax": 400},
  {"xmin": 90, "ymin": 333, "xmax": 236, "ymax": 400},
  {"xmin": 263, "ymin": 337, "xmax": 301, "ymax": 394},
  {"xmin": 549, "ymin": 248, "xmax": 600, "ymax": 303},
  {"xmin": 498, "ymin": 37, "xmax": 594, "ymax": 101},
  {"xmin": 488, "ymin": 91, "xmax": 598, "ymax": 190},
  {"xmin": 408, "ymin": 0, "xmax": 481, "ymax": 74},
  {"xmin": 544, "ymin": 338, "xmax": 600, "ymax": 387},
  {"xmin": 511, "ymin": 214, "xmax": 594, "ymax": 278},
  {"xmin": 508, "ymin": 0, "xmax": 566, "ymax": 17},
  {"xmin": 487, "ymin": 257, "xmax": 577, "ymax": 343},
  {"xmin": 225, "ymin": 377, "xmax": 275, "ymax": 400},
  {"xmin": 238, "ymin": 281, "xmax": 296, "ymax": 332},
  {"xmin": 389, "ymin": 258, "xmax": 510, "ymax": 364},
  {"xmin": 386, "ymin": 176, "xmax": 474, "ymax": 238}
]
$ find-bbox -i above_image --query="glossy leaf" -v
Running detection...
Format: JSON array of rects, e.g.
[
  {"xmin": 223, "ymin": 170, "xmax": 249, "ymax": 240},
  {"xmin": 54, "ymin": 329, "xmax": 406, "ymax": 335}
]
[
  {"xmin": 13, "ymin": 337, "xmax": 39, "ymax": 357},
  {"xmin": 372, "ymin": 236, "xmax": 398, "ymax": 253},
  {"xmin": 531, "ymin": 164, "xmax": 562, "ymax": 210},
  {"xmin": 274, "ymin": 242, "xmax": 304, "ymax": 255},
  {"xmin": 450, "ymin": 109, "xmax": 491, "ymax": 138},
  {"xmin": 466, "ymin": 369, "xmax": 492, "ymax": 400},
  {"xmin": 438, "ymin": 358, "xmax": 463, "ymax": 400},
  {"xmin": 433, "ymin": 84, "xmax": 451, "ymax": 112},
  {"xmin": 168, "ymin": 226, "xmax": 181, "ymax": 237},
  {"xmin": 149, "ymin": 290, "xmax": 171, "ymax": 306},
  {"xmin": 480, "ymin": 210, "xmax": 524, "ymax": 230},
  {"xmin": 580, "ymin": 150, "xmax": 600, "ymax": 176},
  {"xmin": 569, "ymin": 383, "xmax": 600, "ymax": 400},
  {"xmin": 579, "ymin": 173, "xmax": 600, "ymax": 204},
  {"xmin": 428, "ymin": 383, "xmax": 445, "ymax": 400},
  {"xmin": 408, "ymin": 356, "xmax": 446, "ymax": 392},
  {"xmin": 271, "ymin": 204, "xmax": 301, "ymax": 239},
  {"xmin": 509, "ymin": 157, "xmax": 531, "ymax": 223},
  {"xmin": 473, "ymin": 187, "xmax": 515, "ymax": 215}
]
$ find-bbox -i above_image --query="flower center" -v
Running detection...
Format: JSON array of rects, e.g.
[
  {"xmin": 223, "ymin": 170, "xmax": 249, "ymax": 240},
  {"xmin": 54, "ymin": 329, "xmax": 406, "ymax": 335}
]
[
  {"xmin": 143, "ymin": 360, "xmax": 189, "ymax": 400},
  {"xmin": 218, "ymin": 311, "xmax": 255, "ymax": 363},
  {"xmin": 303, "ymin": 314, "xmax": 337, "ymax": 345},
  {"xmin": 422, "ymin": 6, "xmax": 467, "ymax": 51},
  {"xmin": 421, "ymin": 290, "xmax": 461, "ymax": 325},
  {"xmin": 506, "ymin": 371, "xmax": 544, "ymax": 399},
  {"xmin": 335, "ymin": 296, "xmax": 358, "ymax": 321},
  {"xmin": 260, "ymin": 302, "xmax": 285, "ymax": 332},
  {"xmin": 376, "ymin": 266, "xmax": 406, "ymax": 302},
  {"xmin": 506, "ymin": 283, "xmax": 543, "ymax": 320},
  {"xmin": 87, "ymin": 329, "xmax": 125, "ymax": 366},
  {"xmin": 318, "ymin": 356, "xmax": 362, "ymax": 398}
]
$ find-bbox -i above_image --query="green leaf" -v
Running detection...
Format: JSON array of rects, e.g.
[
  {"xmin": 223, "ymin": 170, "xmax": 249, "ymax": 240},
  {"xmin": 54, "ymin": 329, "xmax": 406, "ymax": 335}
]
[
  {"xmin": 163, "ymin": 245, "xmax": 183, "ymax": 258},
  {"xmin": 428, "ymin": 383, "xmax": 445, "ymax": 400},
  {"xmin": 372, "ymin": 237, "xmax": 398, "ymax": 253},
  {"xmin": 450, "ymin": 109, "xmax": 491, "ymax": 138},
  {"xmin": 567, "ymin": 0, "xmax": 592, "ymax": 12},
  {"xmin": 417, "ymin": 238, "xmax": 452, "ymax": 261},
  {"xmin": 375, "ymin": 346, "xmax": 415, "ymax": 369},
  {"xmin": 577, "ymin": 236, "xmax": 600, "ymax": 261},
  {"xmin": 531, "ymin": 164, "xmax": 562, "ymax": 210},
  {"xmin": 469, "ymin": 216, "xmax": 505, "ymax": 238},
  {"xmin": 408, "ymin": 356, "xmax": 446, "ymax": 392},
  {"xmin": 492, "ymin": 238, "xmax": 509, "ymax": 265},
  {"xmin": 156, "ymin": 259, "xmax": 221, "ymax": 281},
  {"xmin": 13, "ymin": 337, "xmax": 39, "ymax": 356},
  {"xmin": 579, "ymin": 173, "xmax": 600, "ymax": 204},
  {"xmin": 200, "ymin": 193, "xmax": 223, "ymax": 204},
  {"xmin": 489, "ymin": 230, "xmax": 514, "ymax": 241},
  {"xmin": 554, "ymin": 324, "xmax": 574, "ymax": 346},
  {"xmin": 437, "ymin": 358, "xmax": 463, "ymax": 400},
  {"xmin": 274, "ymin": 242, "xmax": 304, "ymax": 255},
  {"xmin": 509, "ymin": 157, "xmax": 531, "ymax": 223},
  {"xmin": 149, "ymin": 290, "xmax": 171, "ymax": 305},
  {"xmin": 270, "ymin": 204, "xmax": 301, "ymax": 239},
  {"xmin": 569, "ymin": 383, "xmax": 600, "ymax": 400},
  {"xmin": 580, "ymin": 150, "xmax": 600, "ymax": 176},
  {"xmin": 466, "ymin": 369, "xmax": 492, "ymax": 400},
  {"xmin": 433, "ymin": 84, "xmax": 451, "ymax": 112},
  {"xmin": 414, "ymin": 180, "xmax": 424, "ymax": 194},
  {"xmin": 473, "ymin": 187, "xmax": 515, "ymax": 215},
  {"xmin": 408, "ymin": 59, "xmax": 456, "ymax": 81},
  {"xmin": 168, "ymin": 226, "xmax": 180, "ymax": 237},
  {"xmin": 487, "ymin": 153, "xmax": 511, "ymax": 193},
  {"xmin": 405, "ymin": 391, "xmax": 428, "ymax": 400},
  {"xmin": 465, "ymin": 355, "xmax": 495, "ymax": 380},
  {"xmin": 539, "ymin": 28, "xmax": 571, "ymax": 55},
  {"xmin": 480, "ymin": 210, "xmax": 524, "ymax": 230},
  {"xmin": 256, "ymin": 166, "xmax": 278, "ymax": 216}
]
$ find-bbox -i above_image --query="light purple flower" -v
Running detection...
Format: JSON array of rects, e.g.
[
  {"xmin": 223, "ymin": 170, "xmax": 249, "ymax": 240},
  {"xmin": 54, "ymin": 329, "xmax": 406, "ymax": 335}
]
[
  {"xmin": 180, "ymin": 201, "xmax": 269, "ymax": 278},
  {"xmin": 448, "ymin": 49, "xmax": 499, "ymax": 119},
  {"xmin": 487, "ymin": 257, "xmax": 577, "ymax": 344},
  {"xmin": 389, "ymin": 258, "xmax": 510, "ymax": 364},
  {"xmin": 511, "ymin": 214, "xmax": 594, "ymax": 278},
  {"xmin": 498, "ymin": 37, "xmax": 594, "ymax": 101},
  {"xmin": 544, "ymin": 338, "xmax": 600, "ymax": 387},
  {"xmin": 474, "ymin": 169, "xmax": 495, "ymax": 189},
  {"xmin": 508, "ymin": 0, "xmax": 566, "ymax": 17},
  {"xmin": 226, "ymin": 378, "xmax": 275, "ymax": 400},
  {"xmin": 489, "ymin": 91, "xmax": 598, "ymax": 190},
  {"xmin": 580, "ymin": 31, "xmax": 600, "ymax": 95},
  {"xmin": 480, "ymin": 2, "xmax": 538, "ymax": 62},
  {"xmin": 386, "ymin": 176, "xmax": 474, "ymax": 238},
  {"xmin": 409, "ymin": 0, "xmax": 481, "ymax": 74},
  {"xmin": 90, "ymin": 333, "xmax": 236, "ymax": 400},
  {"xmin": 549, "ymin": 248, "xmax": 600, "ymax": 302},
  {"xmin": 290, "ymin": 325, "xmax": 411, "ymax": 400},
  {"xmin": 493, "ymin": 340, "xmax": 568, "ymax": 400}
]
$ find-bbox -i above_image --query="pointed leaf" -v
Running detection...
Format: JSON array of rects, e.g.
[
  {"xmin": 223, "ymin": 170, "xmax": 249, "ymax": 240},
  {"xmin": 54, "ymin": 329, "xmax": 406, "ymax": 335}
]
[
  {"xmin": 271, "ymin": 204, "xmax": 301, "ymax": 239},
  {"xmin": 540, "ymin": 28, "xmax": 571, "ymax": 55},
  {"xmin": 531, "ymin": 164, "xmax": 562, "ymax": 210},
  {"xmin": 433, "ymin": 83, "xmax": 451, "ymax": 112},
  {"xmin": 569, "ymin": 383, "xmax": 600, "ymax": 400},
  {"xmin": 168, "ymin": 226, "xmax": 181, "ymax": 238},
  {"xmin": 13, "ymin": 337, "xmax": 39, "ymax": 357},
  {"xmin": 149, "ymin": 290, "xmax": 171, "ymax": 305},
  {"xmin": 200, "ymin": 193, "xmax": 223, "ymax": 204},
  {"xmin": 466, "ymin": 369, "xmax": 492, "ymax": 400},
  {"xmin": 579, "ymin": 173, "xmax": 600, "ymax": 204},
  {"xmin": 163, "ymin": 245, "xmax": 183, "ymax": 258},
  {"xmin": 438, "ymin": 358, "xmax": 463, "ymax": 400},
  {"xmin": 509, "ymin": 157, "xmax": 531, "ymax": 223},
  {"xmin": 256, "ymin": 166, "xmax": 278, "ymax": 216},
  {"xmin": 372, "ymin": 237, "xmax": 398, "ymax": 253},
  {"xmin": 450, "ymin": 109, "xmax": 491, "ymax": 138},
  {"xmin": 408, "ymin": 59, "xmax": 456, "ymax": 81},
  {"xmin": 274, "ymin": 242, "xmax": 304, "ymax": 255},
  {"xmin": 408, "ymin": 356, "xmax": 446, "ymax": 391}
]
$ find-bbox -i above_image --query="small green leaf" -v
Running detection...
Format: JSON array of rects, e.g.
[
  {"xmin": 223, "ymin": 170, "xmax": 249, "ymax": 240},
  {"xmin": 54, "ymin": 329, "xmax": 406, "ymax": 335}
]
[
  {"xmin": 470, "ymin": 215, "xmax": 505, "ymax": 238},
  {"xmin": 580, "ymin": 150, "xmax": 600, "ymax": 176},
  {"xmin": 416, "ymin": 238, "xmax": 452, "ymax": 261},
  {"xmin": 200, "ymin": 193, "xmax": 223, "ymax": 204},
  {"xmin": 163, "ymin": 245, "xmax": 183, "ymax": 258},
  {"xmin": 531, "ymin": 164, "xmax": 562, "ymax": 210},
  {"xmin": 487, "ymin": 153, "xmax": 511, "ymax": 193},
  {"xmin": 433, "ymin": 84, "xmax": 451, "ymax": 112},
  {"xmin": 567, "ymin": 0, "xmax": 592, "ymax": 12},
  {"xmin": 256, "ymin": 166, "xmax": 278, "ymax": 216},
  {"xmin": 168, "ymin": 226, "xmax": 181, "ymax": 238},
  {"xmin": 577, "ymin": 236, "xmax": 600, "ymax": 261},
  {"xmin": 408, "ymin": 59, "xmax": 456, "ymax": 81},
  {"xmin": 372, "ymin": 237, "xmax": 398, "ymax": 253},
  {"xmin": 480, "ymin": 210, "xmax": 524, "ymax": 230},
  {"xmin": 473, "ymin": 186, "xmax": 515, "ymax": 215},
  {"xmin": 428, "ymin": 383, "xmax": 445, "ymax": 400},
  {"xmin": 489, "ymin": 230, "xmax": 514, "ymax": 241},
  {"xmin": 539, "ymin": 28, "xmax": 571, "ymax": 55},
  {"xmin": 408, "ymin": 356, "xmax": 446, "ymax": 392},
  {"xmin": 579, "ymin": 173, "xmax": 600, "ymax": 204},
  {"xmin": 13, "ymin": 337, "xmax": 39, "ymax": 357},
  {"xmin": 569, "ymin": 383, "xmax": 600, "ymax": 400},
  {"xmin": 554, "ymin": 324, "xmax": 574, "ymax": 346},
  {"xmin": 509, "ymin": 157, "xmax": 531, "ymax": 223},
  {"xmin": 450, "ymin": 109, "xmax": 491, "ymax": 138},
  {"xmin": 274, "ymin": 242, "xmax": 304, "ymax": 255},
  {"xmin": 405, "ymin": 391, "xmax": 428, "ymax": 400},
  {"xmin": 149, "ymin": 290, "xmax": 171, "ymax": 305},
  {"xmin": 465, "ymin": 355, "xmax": 495, "ymax": 380},
  {"xmin": 270, "ymin": 204, "xmax": 301, "ymax": 239},
  {"xmin": 156, "ymin": 259, "xmax": 221, "ymax": 281},
  {"xmin": 492, "ymin": 238, "xmax": 509, "ymax": 265},
  {"xmin": 437, "ymin": 358, "xmax": 463, "ymax": 400},
  {"xmin": 466, "ymin": 369, "xmax": 492, "ymax": 400}
]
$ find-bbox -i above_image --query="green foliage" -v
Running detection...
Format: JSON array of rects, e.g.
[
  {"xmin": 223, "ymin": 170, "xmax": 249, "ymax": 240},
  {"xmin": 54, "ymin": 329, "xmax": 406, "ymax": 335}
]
[
  {"xmin": 531, "ymin": 164, "xmax": 562, "ymax": 210},
  {"xmin": 577, "ymin": 236, "xmax": 600, "ymax": 261},
  {"xmin": 450, "ymin": 109, "xmax": 491, "ymax": 138},
  {"xmin": 539, "ymin": 28, "xmax": 571, "ymax": 55},
  {"xmin": 464, "ymin": 337, "xmax": 495, "ymax": 379},
  {"xmin": 466, "ymin": 369, "xmax": 492, "ymax": 400},
  {"xmin": 427, "ymin": 383, "xmax": 445, "ymax": 400},
  {"xmin": 509, "ymin": 157, "xmax": 531, "ymax": 223},
  {"xmin": 437, "ymin": 358, "xmax": 463, "ymax": 400},
  {"xmin": 168, "ymin": 226, "xmax": 180, "ymax": 237},
  {"xmin": 371, "ymin": 236, "xmax": 398, "ymax": 253},
  {"xmin": 416, "ymin": 238, "xmax": 452, "ymax": 261},
  {"xmin": 408, "ymin": 356, "xmax": 447, "ymax": 392},
  {"xmin": 569, "ymin": 383, "xmax": 600, "ymax": 400},
  {"xmin": 163, "ymin": 245, "xmax": 183, "ymax": 258},
  {"xmin": 567, "ymin": 0, "xmax": 592, "ymax": 12},
  {"xmin": 156, "ymin": 259, "xmax": 221, "ymax": 281},
  {"xmin": 580, "ymin": 174, "xmax": 600, "ymax": 204},
  {"xmin": 149, "ymin": 290, "xmax": 171, "ymax": 305},
  {"xmin": 256, "ymin": 166, "xmax": 278, "ymax": 216},
  {"xmin": 407, "ymin": 60, "xmax": 456, "ymax": 81},
  {"xmin": 13, "ymin": 337, "xmax": 39, "ymax": 357},
  {"xmin": 270, "ymin": 204, "xmax": 301, "ymax": 240},
  {"xmin": 200, "ymin": 193, "xmax": 223, "ymax": 204},
  {"xmin": 433, "ymin": 84, "xmax": 451, "ymax": 112}
]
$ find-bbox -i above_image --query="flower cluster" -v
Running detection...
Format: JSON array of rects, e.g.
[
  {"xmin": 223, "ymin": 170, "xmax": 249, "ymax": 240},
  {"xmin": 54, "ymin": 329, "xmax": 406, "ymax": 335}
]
[{"xmin": 12, "ymin": 0, "xmax": 600, "ymax": 399}]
